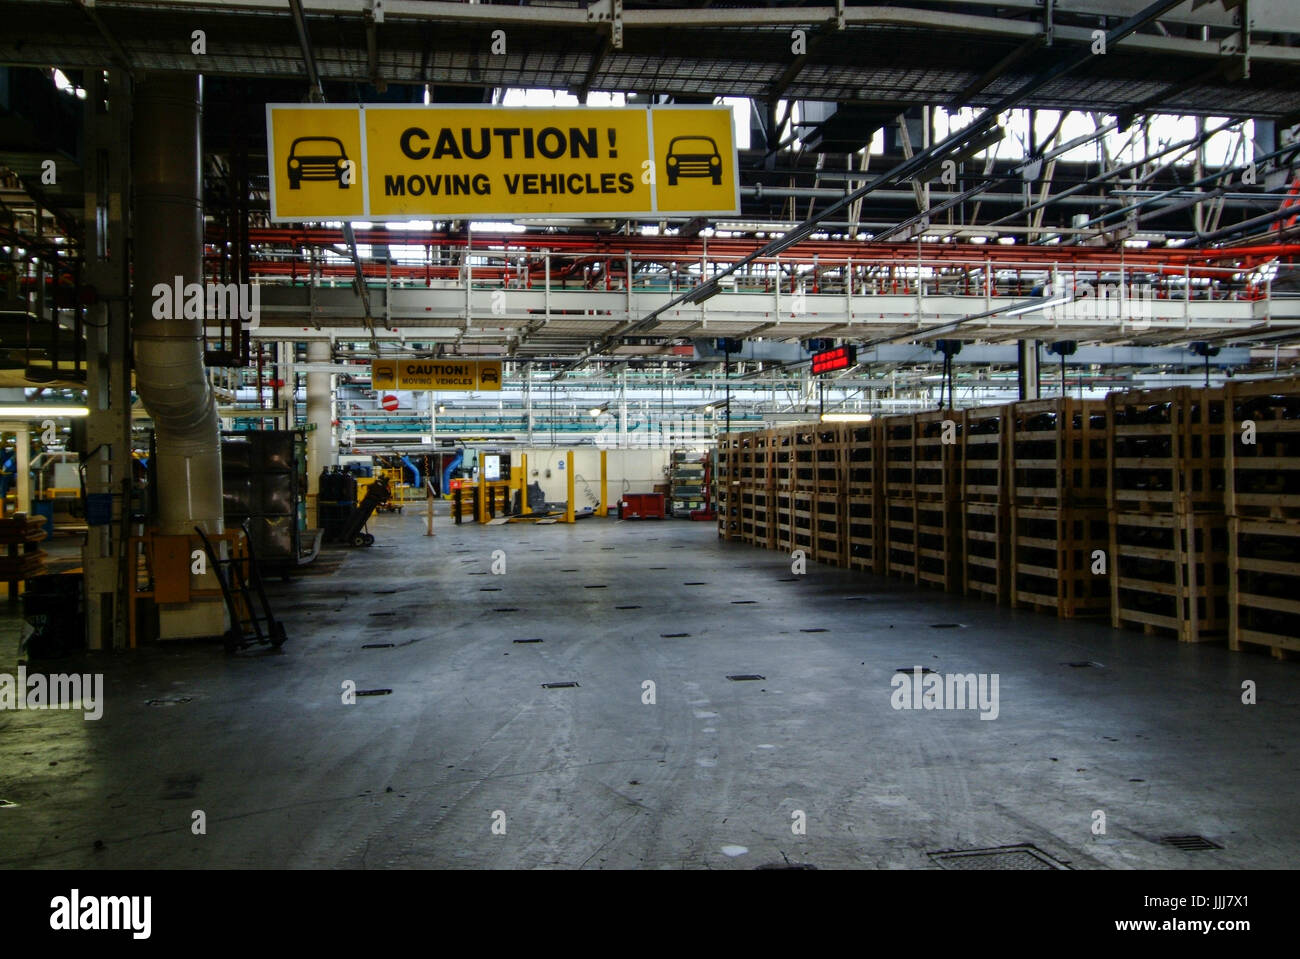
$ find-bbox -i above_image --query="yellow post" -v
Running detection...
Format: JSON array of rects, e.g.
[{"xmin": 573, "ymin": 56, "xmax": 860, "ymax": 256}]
[
  {"xmin": 520, "ymin": 453, "xmax": 531, "ymax": 515},
  {"xmin": 425, "ymin": 473, "xmax": 435, "ymax": 537},
  {"xmin": 599, "ymin": 449, "xmax": 608, "ymax": 518},
  {"xmin": 477, "ymin": 452, "xmax": 488, "ymax": 524},
  {"xmin": 565, "ymin": 450, "xmax": 575, "ymax": 523}
]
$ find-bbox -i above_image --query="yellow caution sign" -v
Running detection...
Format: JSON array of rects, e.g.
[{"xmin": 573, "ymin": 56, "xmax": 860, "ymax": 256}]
[
  {"xmin": 266, "ymin": 104, "xmax": 739, "ymax": 221},
  {"xmin": 372, "ymin": 359, "xmax": 502, "ymax": 392},
  {"xmin": 650, "ymin": 106, "xmax": 741, "ymax": 215},
  {"xmin": 266, "ymin": 105, "xmax": 366, "ymax": 221}
]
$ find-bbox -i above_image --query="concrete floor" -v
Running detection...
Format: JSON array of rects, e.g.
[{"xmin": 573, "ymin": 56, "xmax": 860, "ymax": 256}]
[{"xmin": 2, "ymin": 509, "xmax": 1298, "ymax": 870}]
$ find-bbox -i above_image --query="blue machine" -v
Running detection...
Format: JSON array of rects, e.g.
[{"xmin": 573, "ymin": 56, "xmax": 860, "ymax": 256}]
[
  {"xmin": 440, "ymin": 451, "xmax": 463, "ymax": 495},
  {"xmin": 399, "ymin": 455, "xmax": 422, "ymax": 489}
]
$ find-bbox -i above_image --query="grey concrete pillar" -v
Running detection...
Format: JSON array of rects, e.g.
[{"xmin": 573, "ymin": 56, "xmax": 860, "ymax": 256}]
[
  {"xmin": 306, "ymin": 339, "xmax": 334, "ymax": 527},
  {"xmin": 1018, "ymin": 340, "xmax": 1040, "ymax": 401}
]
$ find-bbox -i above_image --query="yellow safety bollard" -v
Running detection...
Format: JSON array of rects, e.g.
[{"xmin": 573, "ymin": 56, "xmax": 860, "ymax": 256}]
[
  {"xmin": 477, "ymin": 452, "xmax": 489, "ymax": 525},
  {"xmin": 565, "ymin": 450, "xmax": 575, "ymax": 524},
  {"xmin": 599, "ymin": 449, "xmax": 608, "ymax": 518},
  {"xmin": 520, "ymin": 453, "xmax": 531, "ymax": 515}
]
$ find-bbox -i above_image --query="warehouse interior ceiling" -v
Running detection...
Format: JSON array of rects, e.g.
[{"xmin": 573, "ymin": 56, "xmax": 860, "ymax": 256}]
[{"xmin": 3, "ymin": 0, "xmax": 1300, "ymax": 420}]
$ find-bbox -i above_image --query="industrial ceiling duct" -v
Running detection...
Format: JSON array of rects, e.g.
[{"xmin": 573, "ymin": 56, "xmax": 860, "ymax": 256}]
[{"xmin": 131, "ymin": 73, "xmax": 226, "ymax": 640}]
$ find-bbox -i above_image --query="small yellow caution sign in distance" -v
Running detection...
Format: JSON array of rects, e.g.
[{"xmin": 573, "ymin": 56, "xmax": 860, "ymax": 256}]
[{"xmin": 372, "ymin": 359, "xmax": 502, "ymax": 392}]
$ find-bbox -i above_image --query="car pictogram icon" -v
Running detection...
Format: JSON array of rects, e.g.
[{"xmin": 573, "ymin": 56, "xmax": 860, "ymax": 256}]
[
  {"xmin": 665, "ymin": 135, "xmax": 722, "ymax": 186},
  {"xmin": 288, "ymin": 136, "xmax": 352, "ymax": 189}
]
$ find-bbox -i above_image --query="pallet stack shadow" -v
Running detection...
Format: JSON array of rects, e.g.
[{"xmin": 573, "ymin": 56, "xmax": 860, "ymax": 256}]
[
  {"xmin": 1225, "ymin": 376, "xmax": 1300, "ymax": 658},
  {"xmin": 1107, "ymin": 386, "xmax": 1227, "ymax": 642}
]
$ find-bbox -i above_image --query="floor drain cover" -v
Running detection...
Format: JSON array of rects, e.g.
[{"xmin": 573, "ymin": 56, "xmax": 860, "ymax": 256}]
[
  {"xmin": 492, "ymin": 607, "xmax": 519, "ymax": 612},
  {"xmin": 584, "ymin": 584, "xmax": 608, "ymax": 589},
  {"xmin": 616, "ymin": 605, "xmax": 641, "ymax": 610},
  {"xmin": 777, "ymin": 577, "xmax": 798, "ymax": 582},
  {"xmin": 649, "ymin": 566, "xmax": 668, "ymax": 570},
  {"xmin": 369, "ymin": 611, "xmax": 396, "ymax": 617},
  {"xmin": 542, "ymin": 682, "xmax": 580, "ymax": 689},
  {"xmin": 683, "ymin": 582, "xmax": 707, "ymax": 586},
  {"xmin": 561, "ymin": 569, "xmax": 579, "ymax": 572},
  {"xmin": 727, "ymin": 674, "xmax": 766, "ymax": 681},
  {"xmin": 479, "ymin": 587, "xmax": 502, "ymax": 591},
  {"xmin": 731, "ymin": 600, "xmax": 757, "ymax": 605},
  {"xmin": 362, "ymin": 643, "xmax": 395, "ymax": 649},
  {"xmin": 896, "ymin": 666, "xmax": 937, "ymax": 675},
  {"xmin": 513, "ymin": 638, "xmax": 543, "ymax": 644},
  {"xmin": 1160, "ymin": 834, "xmax": 1222, "ymax": 851},
  {"xmin": 929, "ymin": 623, "xmax": 965, "ymax": 629},
  {"xmin": 661, "ymin": 632, "xmax": 690, "ymax": 638},
  {"xmin": 1063, "ymin": 661, "xmax": 1104, "ymax": 668},
  {"xmin": 800, "ymin": 628, "xmax": 828, "ymax": 633},
  {"xmin": 356, "ymin": 689, "xmax": 393, "ymax": 697},
  {"xmin": 929, "ymin": 844, "xmax": 1068, "ymax": 870}
]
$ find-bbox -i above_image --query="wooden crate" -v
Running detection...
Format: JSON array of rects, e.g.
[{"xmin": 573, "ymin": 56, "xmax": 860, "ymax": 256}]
[
  {"xmin": 748, "ymin": 429, "xmax": 776, "ymax": 489},
  {"xmin": 791, "ymin": 426, "xmax": 819, "ymax": 491},
  {"xmin": 1011, "ymin": 397, "xmax": 1107, "ymax": 507},
  {"xmin": 773, "ymin": 489, "xmax": 796, "ymax": 552},
  {"xmin": 1224, "ymin": 375, "xmax": 1300, "ymax": 521},
  {"xmin": 844, "ymin": 420, "xmax": 880, "ymax": 495},
  {"xmin": 963, "ymin": 501, "xmax": 1010, "ymax": 603},
  {"xmin": 885, "ymin": 499, "xmax": 918, "ymax": 582},
  {"xmin": 880, "ymin": 410, "xmax": 961, "ymax": 501},
  {"xmin": 771, "ymin": 427, "xmax": 797, "ymax": 489},
  {"xmin": 962, "ymin": 405, "xmax": 1009, "ymax": 504},
  {"xmin": 846, "ymin": 491, "xmax": 883, "ymax": 574},
  {"xmin": 916, "ymin": 498, "xmax": 961, "ymax": 591},
  {"xmin": 1229, "ymin": 517, "xmax": 1300, "ymax": 659},
  {"xmin": 812, "ymin": 424, "xmax": 847, "ymax": 495},
  {"xmin": 1010, "ymin": 505, "xmax": 1110, "ymax": 617},
  {"xmin": 748, "ymin": 490, "xmax": 775, "ymax": 549},
  {"xmin": 716, "ymin": 433, "xmax": 741, "ymax": 540},
  {"xmin": 1107, "ymin": 386, "xmax": 1225, "ymax": 513},
  {"xmin": 813, "ymin": 490, "xmax": 846, "ymax": 567},
  {"xmin": 1110, "ymin": 510, "xmax": 1228, "ymax": 643},
  {"xmin": 791, "ymin": 489, "xmax": 815, "ymax": 555},
  {"xmin": 882, "ymin": 414, "xmax": 916, "ymax": 500},
  {"xmin": 914, "ymin": 409, "xmax": 962, "ymax": 503}
]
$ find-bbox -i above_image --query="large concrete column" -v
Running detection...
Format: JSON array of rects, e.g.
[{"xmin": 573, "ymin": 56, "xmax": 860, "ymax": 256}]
[
  {"xmin": 131, "ymin": 73, "xmax": 224, "ymax": 639},
  {"xmin": 1017, "ymin": 340, "xmax": 1040, "ymax": 401},
  {"xmin": 306, "ymin": 339, "xmax": 334, "ymax": 528}
]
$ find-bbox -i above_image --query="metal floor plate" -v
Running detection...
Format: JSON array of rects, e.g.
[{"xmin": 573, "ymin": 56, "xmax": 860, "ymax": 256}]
[{"xmin": 929, "ymin": 844, "xmax": 1070, "ymax": 870}]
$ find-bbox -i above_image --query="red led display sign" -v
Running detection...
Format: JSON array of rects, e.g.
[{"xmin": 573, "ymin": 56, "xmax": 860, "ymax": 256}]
[{"xmin": 811, "ymin": 344, "xmax": 857, "ymax": 375}]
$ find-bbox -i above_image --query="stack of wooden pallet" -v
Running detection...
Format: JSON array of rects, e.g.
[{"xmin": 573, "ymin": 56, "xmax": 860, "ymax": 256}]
[
  {"xmin": 1008, "ymin": 398, "xmax": 1110, "ymax": 618},
  {"xmin": 811, "ymin": 425, "xmax": 847, "ymax": 566},
  {"xmin": 0, "ymin": 514, "xmax": 49, "ymax": 600},
  {"xmin": 1106, "ymin": 385, "xmax": 1228, "ymax": 643},
  {"xmin": 883, "ymin": 411, "xmax": 963, "ymax": 590},
  {"xmin": 1225, "ymin": 376, "xmax": 1300, "ymax": 659},
  {"xmin": 844, "ymin": 420, "xmax": 883, "ymax": 574},
  {"xmin": 715, "ymin": 375, "xmax": 1300, "ymax": 656},
  {"xmin": 961, "ymin": 404, "xmax": 1010, "ymax": 603},
  {"xmin": 716, "ymin": 433, "xmax": 741, "ymax": 541}
]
